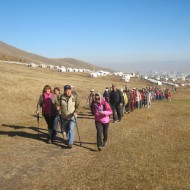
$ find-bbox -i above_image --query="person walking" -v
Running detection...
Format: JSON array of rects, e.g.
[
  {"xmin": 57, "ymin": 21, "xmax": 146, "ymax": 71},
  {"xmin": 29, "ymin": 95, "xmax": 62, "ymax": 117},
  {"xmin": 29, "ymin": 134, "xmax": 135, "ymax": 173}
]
[
  {"xmin": 37, "ymin": 85, "xmax": 57, "ymax": 144},
  {"xmin": 86, "ymin": 89, "xmax": 95, "ymax": 114},
  {"xmin": 125, "ymin": 87, "xmax": 131, "ymax": 113},
  {"xmin": 71, "ymin": 85, "xmax": 77, "ymax": 97},
  {"xmin": 58, "ymin": 85, "xmax": 79, "ymax": 148},
  {"xmin": 110, "ymin": 84, "xmax": 123, "ymax": 122},
  {"xmin": 120, "ymin": 88, "xmax": 128, "ymax": 116},
  {"xmin": 52, "ymin": 87, "xmax": 61, "ymax": 138},
  {"xmin": 103, "ymin": 87, "xmax": 111, "ymax": 103},
  {"xmin": 147, "ymin": 91, "xmax": 152, "ymax": 108},
  {"xmin": 92, "ymin": 93, "xmax": 112, "ymax": 151}
]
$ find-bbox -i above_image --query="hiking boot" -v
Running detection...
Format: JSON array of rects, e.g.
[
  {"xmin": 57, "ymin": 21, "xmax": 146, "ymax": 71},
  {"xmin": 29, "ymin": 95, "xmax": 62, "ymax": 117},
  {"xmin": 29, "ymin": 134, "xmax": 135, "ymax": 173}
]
[
  {"xmin": 98, "ymin": 146, "xmax": 102, "ymax": 151},
  {"xmin": 102, "ymin": 141, "xmax": 107, "ymax": 147},
  {"xmin": 63, "ymin": 132, "xmax": 67, "ymax": 140},
  {"xmin": 47, "ymin": 138, "xmax": 52, "ymax": 144},
  {"xmin": 67, "ymin": 144, "xmax": 73, "ymax": 149}
]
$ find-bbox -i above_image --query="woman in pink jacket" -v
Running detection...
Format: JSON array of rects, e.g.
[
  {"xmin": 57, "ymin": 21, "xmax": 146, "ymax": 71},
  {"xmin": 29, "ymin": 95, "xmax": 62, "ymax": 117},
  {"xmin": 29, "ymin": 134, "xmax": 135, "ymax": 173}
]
[{"xmin": 92, "ymin": 93, "xmax": 112, "ymax": 151}]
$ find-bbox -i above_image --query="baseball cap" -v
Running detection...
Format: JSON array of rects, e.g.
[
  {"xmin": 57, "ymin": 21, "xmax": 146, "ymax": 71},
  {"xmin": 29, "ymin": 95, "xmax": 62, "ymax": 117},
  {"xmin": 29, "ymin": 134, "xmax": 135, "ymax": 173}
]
[{"xmin": 64, "ymin": 85, "xmax": 72, "ymax": 91}]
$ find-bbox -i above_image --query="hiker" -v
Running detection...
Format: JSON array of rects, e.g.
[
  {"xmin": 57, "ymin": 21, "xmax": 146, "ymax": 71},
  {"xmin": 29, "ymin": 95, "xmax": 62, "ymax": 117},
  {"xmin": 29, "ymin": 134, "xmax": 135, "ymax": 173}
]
[
  {"xmin": 110, "ymin": 84, "xmax": 123, "ymax": 122},
  {"xmin": 71, "ymin": 85, "xmax": 77, "ymax": 97},
  {"xmin": 37, "ymin": 85, "xmax": 58, "ymax": 144},
  {"xmin": 103, "ymin": 87, "xmax": 111, "ymax": 103},
  {"xmin": 52, "ymin": 87, "xmax": 61, "ymax": 138},
  {"xmin": 86, "ymin": 89, "xmax": 95, "ymax": 106},
  {"xmin": 86, "ymin": 89, "xmax": 95, "ymax": 114},
  {"xmin": 135, "ymin": 89, "xmax": 140, "ymax": 109},
  {"xmin": 92, "ymin": 93, "xmax": 112, "ymax": 151},
  {"xmin": 166, "ymin": 90, "xmax": 172, "ymax": 101},
  {"xmin": 58, "ymin": 85, "xmax": 79, "ymax": 148},
  {"xmin": 125, "ymin": 87, "xmax": 131, "ymax": 113},
  {"xmin": 120, "ymin": 88, "xmax": 128, "ymax": 116},
  {"xmin": 147, "ymin": 91, "xmax": 152, "ymax": 108},
  {"xmin": 131, "ymin": 89, "xmax": 135, "ymax": 112}
]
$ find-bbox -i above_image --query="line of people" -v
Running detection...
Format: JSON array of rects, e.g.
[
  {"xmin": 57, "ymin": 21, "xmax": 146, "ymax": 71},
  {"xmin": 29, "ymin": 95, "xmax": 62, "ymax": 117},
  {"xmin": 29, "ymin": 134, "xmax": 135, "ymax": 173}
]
[
  {"xmin": 86, "ymin": 85, "xmax": 172, "ymax": 150},
  {"xmin": 37, "ymin": 84, "xmax": 172, "ymax": 151}
]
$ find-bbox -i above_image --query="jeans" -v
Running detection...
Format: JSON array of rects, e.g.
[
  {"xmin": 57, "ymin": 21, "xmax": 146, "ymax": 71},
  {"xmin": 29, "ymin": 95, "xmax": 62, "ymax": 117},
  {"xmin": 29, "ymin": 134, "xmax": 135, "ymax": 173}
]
[
  {"xmin": 95, "ymin": 121, "xmax": 109, "ymax": 147},
  {"xmin": 53, "ymin": 114, "xmax": 60, "ymax": 137},
  {"xmin": 61, "ymin": 117, "xmax": 76, "ymax": 145}
]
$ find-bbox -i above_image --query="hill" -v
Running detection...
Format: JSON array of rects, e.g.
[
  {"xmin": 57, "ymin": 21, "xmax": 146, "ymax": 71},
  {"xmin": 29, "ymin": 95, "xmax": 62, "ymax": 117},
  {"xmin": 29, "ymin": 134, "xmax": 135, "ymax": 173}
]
[{"xmin": 0, "ymin": 41, "xmax": 112, "ymax": 71}]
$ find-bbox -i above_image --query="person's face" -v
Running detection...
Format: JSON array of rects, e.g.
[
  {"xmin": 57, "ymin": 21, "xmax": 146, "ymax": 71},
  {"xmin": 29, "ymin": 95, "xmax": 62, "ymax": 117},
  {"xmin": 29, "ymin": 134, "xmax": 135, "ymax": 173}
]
[
  {"xmin": 65, "ymin": 89, "xmax": 72, "ymax": 97},
  {"xmin": 46, "ymin": 88, "xmax": 51, "ymax": 94},
  {"xmin": 95, "ymin": 95, "xmax": 100, "ymax": 103},
  {"xmin": 112, "ymin": 86, "xmax": 116, "ymax": 91},
  {"xmin": 54, "ymin": 89, "xmax": 60, "ymax": 96}
]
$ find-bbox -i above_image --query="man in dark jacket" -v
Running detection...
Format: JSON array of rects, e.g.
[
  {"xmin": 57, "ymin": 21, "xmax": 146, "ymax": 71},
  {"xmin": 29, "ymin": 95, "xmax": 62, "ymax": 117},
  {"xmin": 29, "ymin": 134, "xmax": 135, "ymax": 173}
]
[{"xmin": 110, "ymin": 84, "xmax": 123, "ymax": 122}]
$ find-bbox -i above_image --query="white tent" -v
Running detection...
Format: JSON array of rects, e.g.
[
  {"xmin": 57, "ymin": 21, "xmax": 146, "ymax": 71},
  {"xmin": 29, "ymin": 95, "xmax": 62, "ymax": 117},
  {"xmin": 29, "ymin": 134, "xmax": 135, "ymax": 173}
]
[
  {"xmin": 58, "ymin": 67, "xmax": 66, "ymax": 72},
  {"xmin": 47, "ymin": 65, "xmax": 54, "ymax": 69},
  {"xmin": 27, "ymin": 63, "xmax": 37, "ymax": 67},
  {"xmin": 39, "ymin": 64, "xmax": 46, "ymax": 68},
  {"xmin": 89, "ymin": 73, "xmax": 98, "ymax": 78},
  {"xmin": 67, "ymin": 68, "xmax": 73, "ymax": 72},
  {"xmin": 73, "ymin": 68, "xmax": 79, "ymax": 72}
]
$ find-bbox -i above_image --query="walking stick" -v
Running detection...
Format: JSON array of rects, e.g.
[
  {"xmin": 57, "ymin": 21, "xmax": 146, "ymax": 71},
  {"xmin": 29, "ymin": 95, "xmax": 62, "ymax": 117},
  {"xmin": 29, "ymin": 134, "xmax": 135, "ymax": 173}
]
[
  {"xmin": 37, "ymin": 113, "xmax": 40, "ymax": 140},
  {"xmin": 74, "ymin": 116, "xmax": 82, "ymax": 146}
]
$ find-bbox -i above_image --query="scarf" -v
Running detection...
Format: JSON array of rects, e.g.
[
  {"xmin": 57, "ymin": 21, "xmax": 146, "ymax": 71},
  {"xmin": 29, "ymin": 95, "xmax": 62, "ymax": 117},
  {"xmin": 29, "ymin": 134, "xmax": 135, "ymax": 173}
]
[{"xmin": 43, "ymin": 92, "xmax": 52, "ymax": 116}]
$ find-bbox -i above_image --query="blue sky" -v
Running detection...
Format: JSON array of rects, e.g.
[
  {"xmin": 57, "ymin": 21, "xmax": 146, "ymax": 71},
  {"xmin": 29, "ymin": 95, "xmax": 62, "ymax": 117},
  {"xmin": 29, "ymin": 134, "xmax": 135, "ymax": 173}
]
[{"xmin": 1, "ymin": 0, "xmax": 190, "ymax": 71}]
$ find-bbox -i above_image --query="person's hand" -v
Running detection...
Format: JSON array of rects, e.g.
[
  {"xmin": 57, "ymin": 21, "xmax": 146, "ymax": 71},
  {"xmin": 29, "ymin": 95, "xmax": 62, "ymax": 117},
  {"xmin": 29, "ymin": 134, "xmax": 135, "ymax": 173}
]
[
  {"xmin": 36, "ymin": 111, "xmax": 40, "ymax": 115},
  {"xmin": 56, "ymin": 106, "xmax": 60, "ymax": 110},
  {"xmin": 99, "ymin": 111, "xmax": 104, "ymax": 115}
]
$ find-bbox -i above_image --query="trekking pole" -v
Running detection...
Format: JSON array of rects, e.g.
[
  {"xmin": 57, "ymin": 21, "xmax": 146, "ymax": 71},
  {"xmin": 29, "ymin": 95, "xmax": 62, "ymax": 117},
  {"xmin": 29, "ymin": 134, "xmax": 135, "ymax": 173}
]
[
  {"xmin": 74, "ymin": 116, "xmax": 82, "ymax": 146},
  {"xmin": 37, "ymin": 113, "xmax": 40, "ymax": 140}
]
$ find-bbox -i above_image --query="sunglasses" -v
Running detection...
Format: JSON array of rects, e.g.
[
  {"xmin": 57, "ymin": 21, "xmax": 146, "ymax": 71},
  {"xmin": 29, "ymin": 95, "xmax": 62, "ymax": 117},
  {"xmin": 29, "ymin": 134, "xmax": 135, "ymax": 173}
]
[{"xmin": 95, "ymin": 97, "xmax": 100, "ymax": 100}]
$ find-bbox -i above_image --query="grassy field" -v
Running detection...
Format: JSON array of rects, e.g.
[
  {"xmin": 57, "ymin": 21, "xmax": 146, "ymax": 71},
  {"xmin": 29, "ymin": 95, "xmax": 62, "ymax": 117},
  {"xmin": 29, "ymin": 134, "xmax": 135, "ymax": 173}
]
[{"xmin": 0, "ymin": 62, "xmax": 190, "ymax": 190}]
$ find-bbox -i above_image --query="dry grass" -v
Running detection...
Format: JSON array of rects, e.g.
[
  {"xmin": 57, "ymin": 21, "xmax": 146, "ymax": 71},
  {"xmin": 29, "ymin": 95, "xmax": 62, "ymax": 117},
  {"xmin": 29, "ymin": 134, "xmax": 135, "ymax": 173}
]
[{"xmin": 0, "ymin": 62, "xmax": 190, "ymax": 190}]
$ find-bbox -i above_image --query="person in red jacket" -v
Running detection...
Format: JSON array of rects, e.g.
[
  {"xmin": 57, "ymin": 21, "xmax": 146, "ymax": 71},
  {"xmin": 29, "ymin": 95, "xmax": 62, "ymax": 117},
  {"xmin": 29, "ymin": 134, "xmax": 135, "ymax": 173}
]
[
  {"xmin": 130, "ymin": 89, "xmax": 135, "ymax": 112},
  {"xmin": 166, "ymin": 90, "xmax": 172, "ymax": 102}
]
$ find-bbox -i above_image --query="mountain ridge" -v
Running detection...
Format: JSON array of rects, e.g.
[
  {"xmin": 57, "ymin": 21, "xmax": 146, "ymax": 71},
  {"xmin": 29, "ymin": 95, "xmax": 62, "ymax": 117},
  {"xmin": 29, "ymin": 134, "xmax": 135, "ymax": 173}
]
[{"xmin": 0, "ymin": 41, "xmax": 113, "ymax": 71}]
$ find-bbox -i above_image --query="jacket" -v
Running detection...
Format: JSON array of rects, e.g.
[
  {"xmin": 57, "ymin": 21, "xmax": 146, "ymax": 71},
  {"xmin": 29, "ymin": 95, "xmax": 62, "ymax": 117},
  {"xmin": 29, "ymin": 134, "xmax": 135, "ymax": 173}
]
[
  {"xmin": 37, "ymin": 93, "xmax": 57, "ymax": 116},
  {"xmin": 110, "ymin": 89, "xmax": 122, "ymax": 105},
  {"xmin": 59, "ymin": 94, "xmax": 79, "ymax": 119},
  {"xmin": 93, "ymin": 98, "xmax": 112, "ymax": 124},
  {"xmin": 122, "ymin": 92, "xmax": 128, "ymax": 105}
]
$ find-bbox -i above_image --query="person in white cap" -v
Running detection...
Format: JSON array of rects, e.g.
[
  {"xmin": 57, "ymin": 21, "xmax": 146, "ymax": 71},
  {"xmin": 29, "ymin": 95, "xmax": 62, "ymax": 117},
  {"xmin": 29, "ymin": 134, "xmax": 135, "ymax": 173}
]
[
  {"xmin": 71, "ymin": 85, "xmax": 77, "ymax": 97},
  {"xmin": 86, "ymin": 89, "xmax": 95, "ymax": 111}
]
